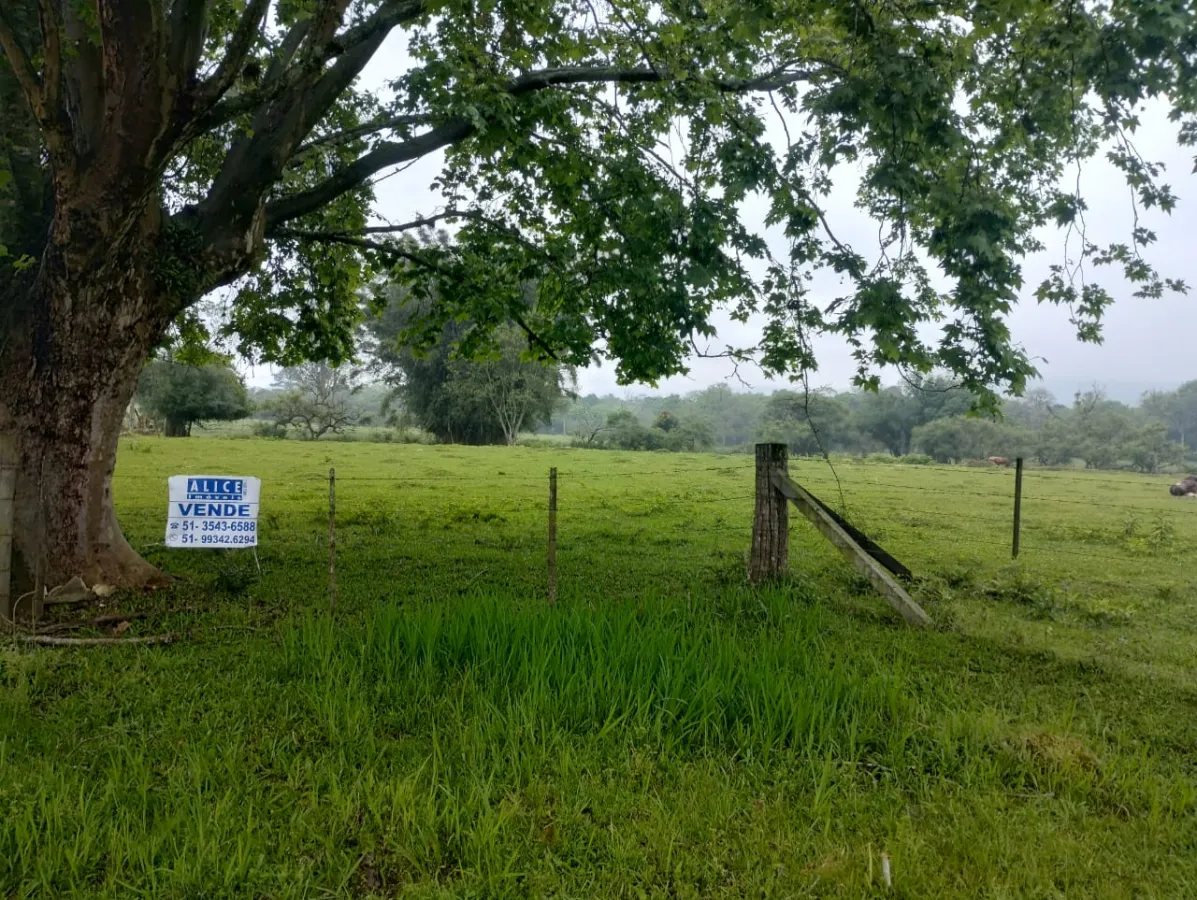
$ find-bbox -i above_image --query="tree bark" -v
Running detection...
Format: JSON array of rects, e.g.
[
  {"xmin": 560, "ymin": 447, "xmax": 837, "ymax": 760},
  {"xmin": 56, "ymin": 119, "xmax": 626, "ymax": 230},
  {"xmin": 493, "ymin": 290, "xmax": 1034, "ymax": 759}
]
[
  {"xmin": 749, "ymin": 443, "xmax": 789, "ymax": 583},
  {"xmin": 0, "ymin": 242, "xmax": 175, "ymax": 592}
]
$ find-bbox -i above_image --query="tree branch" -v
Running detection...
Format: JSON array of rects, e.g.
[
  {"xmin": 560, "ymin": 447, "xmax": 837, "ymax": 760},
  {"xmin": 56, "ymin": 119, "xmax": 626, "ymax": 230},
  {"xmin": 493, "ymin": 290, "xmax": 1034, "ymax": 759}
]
[
  {"xmin": 265, "ymin": 119, "xmax": 475, "ymax": 225},
  {"xmin": 18, "ymin": 633, "xmax": 179, "ymax": 647},
  {"xmin": 264, "ymin": 63, "xmax": 826, "ymax": 227},
  {"xmin": 0, "ymin": 8, "xmax": 47, "ymax": 123},
  {"xmin": 274, "ymin": 227, "xmax": 444, "ymax": 271},
  {"xmin": 262, "ymin": 17, "xmax": 311, "ymax": 85},
  {"xmin": 198, "ymin": 0, "xmax": 426, "ymax": 133},
  {"xmin": 195, "ymin": 0, "xmax": 271, "ymax": 105},
  {"xmin": 510, "ymin": 311, "xmax": 561, "ymax": 361},
  {"xmin": 167, "ymin": 0, "xmax": 211, "ymax": 88},
  {"xmin": 296, "ymin": 113, "xmax": 433, "ymax": 154},
  {"xmin": 37, "ymin": 0, "xmax": 62, "ymax": 117},
  {"xmin": 307, "ymin": 210, "xmax": 485, "ymax": 236}
]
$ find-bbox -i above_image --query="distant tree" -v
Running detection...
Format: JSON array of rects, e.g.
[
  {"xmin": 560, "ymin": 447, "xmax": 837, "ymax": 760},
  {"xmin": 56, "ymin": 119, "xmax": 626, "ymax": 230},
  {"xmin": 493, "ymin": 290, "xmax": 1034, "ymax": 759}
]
[
  {"xmin": 654, "ymin": 411, "xmax": 680, "ymax": 433},
  {"xmin": 683, "ymin": 385, "xmax": 768, "ymax": 448},
  {"xmin": 912, "ymin": 417, "xmax": 994, "ymax": 463},
  {"xmin": 569, "ymin": 404, "xmax": 611, "ymax": 447},
  {"xmin": 594, "ymin": 409, "xmax": 712, "ymax": 452},
  {"xmin": 904, "ymin": 374, "xmax": 976, "ymax": 423},
  {"xmin": 136, "ymin": 359, "xmax": 250, "ymax": 437},
  {"xmin": 1003, "ymin": 387, "xmax": 1062, "ymax": 431},
  {"xmin": 1125, "ymin": 423, "xmax": 1185, "ymax": 474},
  {"xmin": 912, "ymin": 416, "xmax": 1033, "ymax": 463},
  {"xmin": 264, "ymin": 364, "xmax": 365, "ymax": 440},
  {"xmin": 666, "ymin": 419, "xmax": 715, "ymax": 452},
  {"xmin": 758, "ymin": 389, "xmax": 855, "ymax": 456},
  {"xmin": 369, "ymin": 286, "xmax": 574, "ymax": 445},
  {"xmin": 476, "ymin": 328, "xmax": 577, "ymax": 446},
  {"xmin": 1070, "ymin": 391, "xmax": 1142, "ymax": 469},
  {"xmin": 1141, "ymin": 381, "xmax": 1197, "ymax": 452},
  {"xmin": 1036, "ymin": 418, "xmax": 1082, "ymax": 467},
  {"xmin": 853, "ymin": 388, "xmax": 922, "ymax": 456},
  {"xmin": 600, "ymin": 410, "xmax": 662, "ymax": 451}
]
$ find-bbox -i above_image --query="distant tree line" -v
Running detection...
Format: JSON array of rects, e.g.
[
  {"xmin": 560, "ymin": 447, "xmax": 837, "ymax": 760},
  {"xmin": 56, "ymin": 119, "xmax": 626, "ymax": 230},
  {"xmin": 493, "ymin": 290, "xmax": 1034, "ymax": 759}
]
[
  {"xmin": 127, "ymin": 339, "xmax": 1196, "ymax": 473},
  {"xmin": 548, "ymin": 379, "xmax": 1196, "ymax": 471}
]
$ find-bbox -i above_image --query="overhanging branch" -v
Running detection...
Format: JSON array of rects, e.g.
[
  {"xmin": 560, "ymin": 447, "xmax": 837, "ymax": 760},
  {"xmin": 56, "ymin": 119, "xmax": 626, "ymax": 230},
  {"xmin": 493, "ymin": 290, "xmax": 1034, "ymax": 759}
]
[
  {"xmin": 274, "ymin": 227, "xmax": 443, "ymax": 271},
  {"xmin": 305, "ymin": 210, "xmax": 486, "ymax": 236},
  {"xmin": 265, "ymin": 120, "xmax": 475, "ymax": 225},
  {"xmin": 510, "ymin": 311, "xmax": 561, "ymax": 361},
  {"xmin": 296, "ymin": 113, "xmax": 434, "ymax": 154},
  {"xmin": 264, "ymin": 63, "xmax": 827, "ymax": 227}
]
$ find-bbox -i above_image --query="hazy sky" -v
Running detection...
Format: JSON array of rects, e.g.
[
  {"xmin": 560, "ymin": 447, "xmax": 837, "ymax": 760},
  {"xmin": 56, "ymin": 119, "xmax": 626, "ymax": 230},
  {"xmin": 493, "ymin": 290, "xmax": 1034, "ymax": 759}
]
[{"xmin": 246, "ymin": 32, "xmax": 1195, "ymax": 405}]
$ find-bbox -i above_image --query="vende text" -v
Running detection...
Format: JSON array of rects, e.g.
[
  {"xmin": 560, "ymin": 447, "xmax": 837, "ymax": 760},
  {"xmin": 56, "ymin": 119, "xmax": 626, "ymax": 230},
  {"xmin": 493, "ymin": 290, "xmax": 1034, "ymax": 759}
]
[{"xmin": 174, "ymin": 503, "xmax": 253, "ymax": 517}]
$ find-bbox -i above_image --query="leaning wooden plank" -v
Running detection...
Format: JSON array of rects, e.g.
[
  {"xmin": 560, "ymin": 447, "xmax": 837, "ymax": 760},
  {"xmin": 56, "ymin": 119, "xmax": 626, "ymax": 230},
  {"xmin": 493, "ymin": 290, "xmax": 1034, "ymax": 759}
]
[
  {"xmin": 801, "ymin": 487, "xmax": 913, "ymax": 581},
  {"xmin": 18, "ymin": 633, "xmax": 179, "ymax": 648},
  {"xmin": 771, "ymin": 472, "xmax": 932, "ymax": 627}
]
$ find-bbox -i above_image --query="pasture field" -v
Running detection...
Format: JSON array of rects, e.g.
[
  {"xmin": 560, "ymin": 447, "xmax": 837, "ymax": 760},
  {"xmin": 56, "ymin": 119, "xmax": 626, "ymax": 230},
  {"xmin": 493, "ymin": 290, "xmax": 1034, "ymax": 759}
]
[{"xmin": 3, "ymin": 438, "xmax": 1197, "ymax": 898}]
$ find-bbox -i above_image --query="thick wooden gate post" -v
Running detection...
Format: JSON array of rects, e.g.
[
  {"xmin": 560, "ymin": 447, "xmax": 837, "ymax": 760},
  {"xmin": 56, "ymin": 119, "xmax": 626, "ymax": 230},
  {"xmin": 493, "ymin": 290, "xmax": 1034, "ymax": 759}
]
[
  {"xmin": 0, "ymin": 435, "xmax": 15, "ymax": 622},
  {"xmin": 750, "ymin": 443, "xmax": 789, "ymax": 583}
]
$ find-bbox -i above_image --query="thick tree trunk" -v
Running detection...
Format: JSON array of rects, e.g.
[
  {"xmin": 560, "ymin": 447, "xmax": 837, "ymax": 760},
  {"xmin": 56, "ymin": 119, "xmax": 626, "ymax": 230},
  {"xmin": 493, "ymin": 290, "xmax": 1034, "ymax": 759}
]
[
  {"xmin": 0, "ymin": 249, "xmax": 174, "ymax": 593},
  {"xmin": 165, "ymin": 418, "xmax": 189, "ymax": 437}
]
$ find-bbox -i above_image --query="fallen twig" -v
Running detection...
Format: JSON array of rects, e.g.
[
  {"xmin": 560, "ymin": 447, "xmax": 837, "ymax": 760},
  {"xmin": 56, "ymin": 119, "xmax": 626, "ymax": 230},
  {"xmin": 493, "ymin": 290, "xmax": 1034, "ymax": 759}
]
[
  {"xmin": 38, "ymin": 612, "xmax": 155, "ymax": 635},
  {"xmin": 18, "ymin": 633, "xmax": 179, "ymax": 648}
]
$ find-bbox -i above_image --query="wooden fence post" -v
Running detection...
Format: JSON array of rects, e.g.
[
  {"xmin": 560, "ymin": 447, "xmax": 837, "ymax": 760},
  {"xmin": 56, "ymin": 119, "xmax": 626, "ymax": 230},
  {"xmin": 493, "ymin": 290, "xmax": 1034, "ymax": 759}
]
[
  {"xmin": 750, "ymin": 443, "xmax": 789, "ymax": 583},
  {"xmin": 328, "ymin": 467, "xmax": 337, "ymax": 614},
  {"xmin": 0, "ymin": 435, "xmax": 15, "ymax": 622},
  {"xmin": 547, "ymin": 467, "xmax": 558, "ymax": 605},
  {"xmin": 1012, "ymin": 457, "xmax": 1024, "ymax": 559}
]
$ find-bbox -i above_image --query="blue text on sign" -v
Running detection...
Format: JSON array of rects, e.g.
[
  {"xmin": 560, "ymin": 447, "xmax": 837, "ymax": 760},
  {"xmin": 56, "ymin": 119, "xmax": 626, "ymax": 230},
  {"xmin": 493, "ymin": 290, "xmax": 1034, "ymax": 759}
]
[{"xmin": 174, "ymin": 503, "xmax": 253, "ymax": 517}]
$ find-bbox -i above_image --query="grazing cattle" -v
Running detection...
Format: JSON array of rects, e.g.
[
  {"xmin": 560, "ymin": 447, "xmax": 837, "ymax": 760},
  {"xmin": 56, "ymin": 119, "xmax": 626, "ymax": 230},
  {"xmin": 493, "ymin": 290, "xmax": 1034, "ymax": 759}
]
[
  {"xmin": 1169, "ymin": 476, "xmax": 1197, "ymax": 498},
  {"xmin": 987, "ymin": 456, "xmax": 1011, "ymax": 467}
]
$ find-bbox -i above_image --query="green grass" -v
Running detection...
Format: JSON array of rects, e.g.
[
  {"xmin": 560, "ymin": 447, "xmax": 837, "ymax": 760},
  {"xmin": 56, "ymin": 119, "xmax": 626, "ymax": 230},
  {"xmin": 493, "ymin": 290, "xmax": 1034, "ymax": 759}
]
[{"xmin": 3, "ymin": 438, "xmax": 1197, "ymax": 897}]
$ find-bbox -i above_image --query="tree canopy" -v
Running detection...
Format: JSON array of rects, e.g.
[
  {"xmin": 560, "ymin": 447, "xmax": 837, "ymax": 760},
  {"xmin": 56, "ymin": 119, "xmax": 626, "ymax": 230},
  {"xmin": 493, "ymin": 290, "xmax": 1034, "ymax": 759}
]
[
  {"xmin": 135, "ymin": 358, "xmax": 251, "ymax": 437},
  {"xmin": 369, "ymin": 284, "xmax": 574, "ymax": 444},
  {"xmin": 4, "ymin": 0, "xmax": 1193, "ymax": 392},
  {"xmin": 263, "ymin": 363, "xmax": 367, "ymax": 439}
]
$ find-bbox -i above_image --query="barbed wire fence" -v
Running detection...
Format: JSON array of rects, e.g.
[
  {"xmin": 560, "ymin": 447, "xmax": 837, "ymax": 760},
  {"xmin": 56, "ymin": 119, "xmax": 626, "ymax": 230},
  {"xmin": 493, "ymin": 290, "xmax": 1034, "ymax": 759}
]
[{"xmin": 100, "ymin": 447, "xmax": 1197, "ymax": 620}]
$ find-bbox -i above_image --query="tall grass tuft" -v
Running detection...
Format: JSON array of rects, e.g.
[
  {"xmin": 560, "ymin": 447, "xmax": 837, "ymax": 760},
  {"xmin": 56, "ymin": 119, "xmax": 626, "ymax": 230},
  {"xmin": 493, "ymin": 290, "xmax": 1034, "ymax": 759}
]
[{"xmin": 281, "ymin": 590, "xmax": 916, "ymax": 766}]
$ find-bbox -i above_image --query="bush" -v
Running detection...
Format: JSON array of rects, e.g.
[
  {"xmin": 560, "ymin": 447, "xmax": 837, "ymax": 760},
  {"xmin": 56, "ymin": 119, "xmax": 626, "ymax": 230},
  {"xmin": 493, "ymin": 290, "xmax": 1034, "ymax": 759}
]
[
  {"xmin": 252, "ymin": 420, "xmax": 289, "ymax": 439},
  {"xmin": 901, "ymin": 453, "xmax": 936, "ymax": 466}
]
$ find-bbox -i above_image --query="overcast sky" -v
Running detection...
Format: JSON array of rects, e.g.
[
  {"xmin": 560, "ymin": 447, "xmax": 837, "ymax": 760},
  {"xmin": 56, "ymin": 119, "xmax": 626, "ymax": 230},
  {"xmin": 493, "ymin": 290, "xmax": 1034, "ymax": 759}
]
[{"xmin": 245, "ymin": 32, "xmax": 1195, "ymax": 405}]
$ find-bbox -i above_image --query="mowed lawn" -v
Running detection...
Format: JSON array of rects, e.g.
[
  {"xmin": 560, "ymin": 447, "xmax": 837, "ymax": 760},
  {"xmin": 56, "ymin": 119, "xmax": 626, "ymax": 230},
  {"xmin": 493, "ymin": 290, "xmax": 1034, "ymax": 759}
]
[{"xmin": 3, "ymin": 437, "xmax": 1197, "ymax": 898}]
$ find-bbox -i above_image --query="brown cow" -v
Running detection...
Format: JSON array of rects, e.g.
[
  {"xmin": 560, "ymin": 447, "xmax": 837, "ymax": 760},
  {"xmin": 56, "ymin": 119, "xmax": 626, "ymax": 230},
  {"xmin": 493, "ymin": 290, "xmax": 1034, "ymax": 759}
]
[
  {"xmin": 987, "ymin": 456, "xmax": 1011, "ymax": 467},
  {"xmin": 1170, "ymin": 476, "xmax": 1197, "ymax": 498}
]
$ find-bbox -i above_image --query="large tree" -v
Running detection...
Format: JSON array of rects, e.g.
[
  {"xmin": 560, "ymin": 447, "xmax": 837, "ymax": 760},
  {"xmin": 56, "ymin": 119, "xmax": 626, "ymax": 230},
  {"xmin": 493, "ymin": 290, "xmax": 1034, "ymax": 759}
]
[
  {"xmin": 370, "ymin": 288, "xmax": 573, "ymax": 444},
  {"xmin": 136, "ymin": 358, "xmax": 251, "ymax": 436},
  {"xmin": 263, "ymin": 362, "xmax": 366, "ymax": 439},
  {"xmin": 1142, "ymin": 381, "xmax": 1197, "ymax": 450},
  {"xmin": 758, "ymin": 388, "xmax": 856, "ymax": 455},
  {"xmin": 0, "ymin": 0, "xmax": 1193, "ymax": 589}
]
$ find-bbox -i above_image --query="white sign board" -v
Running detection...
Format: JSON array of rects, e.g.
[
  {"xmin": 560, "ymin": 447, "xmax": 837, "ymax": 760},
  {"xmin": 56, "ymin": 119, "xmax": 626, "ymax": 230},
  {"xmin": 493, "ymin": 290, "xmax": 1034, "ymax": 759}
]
[{"xmin": 166, "ymin": 476, "xmax": 261, "ymax": 548}]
